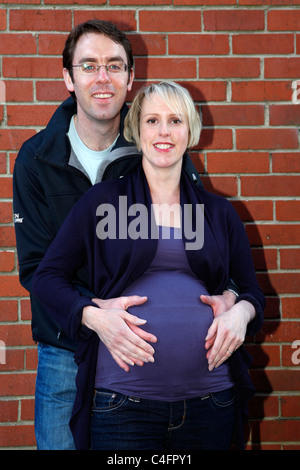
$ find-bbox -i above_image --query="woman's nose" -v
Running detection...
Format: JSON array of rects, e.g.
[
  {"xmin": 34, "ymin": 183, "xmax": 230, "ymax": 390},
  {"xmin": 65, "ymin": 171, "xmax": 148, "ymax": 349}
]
[{"xmin": 159, "ymin": 122, "xmax": 170, "ymax": 136}]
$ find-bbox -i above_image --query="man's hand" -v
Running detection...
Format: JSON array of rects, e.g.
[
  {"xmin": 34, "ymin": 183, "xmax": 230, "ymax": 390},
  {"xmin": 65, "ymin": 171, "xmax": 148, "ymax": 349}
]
[
  {"xmin": 82, "ymin": 295, "xmax": 157, "ymax": 372},
  {"xmin": 200, "ymin": 296, "xmax": 255, "ymax": 371}
]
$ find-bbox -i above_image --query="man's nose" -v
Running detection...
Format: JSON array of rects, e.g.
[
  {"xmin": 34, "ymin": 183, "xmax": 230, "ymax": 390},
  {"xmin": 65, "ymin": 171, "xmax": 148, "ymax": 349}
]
[{"xmin": 95, "ymin": 66, "xmax": 111, "ymax": 81}]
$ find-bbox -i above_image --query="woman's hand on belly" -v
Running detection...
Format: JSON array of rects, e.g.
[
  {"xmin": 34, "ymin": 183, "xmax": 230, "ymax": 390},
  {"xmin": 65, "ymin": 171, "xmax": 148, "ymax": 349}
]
[{"xmin": 83, "ymin": 295, "xmax": 157, "ymax": 372}]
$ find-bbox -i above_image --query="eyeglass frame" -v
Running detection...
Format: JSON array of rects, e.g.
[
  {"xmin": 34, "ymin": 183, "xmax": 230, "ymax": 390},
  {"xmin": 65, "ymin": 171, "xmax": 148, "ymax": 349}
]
[{"xmin": 70, "ymin": 62, "xmax": 132, "ymax": 75}]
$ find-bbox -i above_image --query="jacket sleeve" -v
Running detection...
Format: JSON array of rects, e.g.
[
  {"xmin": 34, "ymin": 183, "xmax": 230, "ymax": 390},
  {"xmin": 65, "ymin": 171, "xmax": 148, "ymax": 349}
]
[
  {"xmin": 31, "ymin": 201, "xmax": 96, "ymax": 342},
  {"xmin": 226, "ymin": 202, "xmax": 265, "ymax": 336},
  {"xmin": 13, "ymin": 150, "xmax": 57, "ymax": 294},
  {"xmin": 13, "ymin": 147, "xmax": 96, "ymax": 302}
]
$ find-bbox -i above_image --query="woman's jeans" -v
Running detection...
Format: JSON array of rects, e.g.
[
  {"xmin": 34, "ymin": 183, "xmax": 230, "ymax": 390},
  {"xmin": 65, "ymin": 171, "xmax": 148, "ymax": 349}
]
[
  {"xmin": 91, "ymin": 387, "xmax": 236, "ymax": 450},
  {"xmin": 35, "ymin": 343, "xmax": 77, "ymax": 450}
]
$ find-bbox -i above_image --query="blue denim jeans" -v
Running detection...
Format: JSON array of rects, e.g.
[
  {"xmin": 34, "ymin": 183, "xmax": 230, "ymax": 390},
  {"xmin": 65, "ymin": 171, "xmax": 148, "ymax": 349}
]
[
  {"xmin": 91, "ymin": 387, "xmax": 236, "ymax": 450},
  {"xmin": 35, "ymin": 343, "xmax": 77, "ymax": 450}
]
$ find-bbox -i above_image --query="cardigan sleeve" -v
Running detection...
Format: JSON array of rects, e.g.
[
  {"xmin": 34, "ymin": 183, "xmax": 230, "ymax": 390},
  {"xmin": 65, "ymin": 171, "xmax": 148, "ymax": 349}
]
[
  {"xmin": 226, "ymin": 201, "xmax": 265, "ymax": 336},
  {"xmin": 31, "ymin": 200, "xmax": 97, "ymax": 342}
]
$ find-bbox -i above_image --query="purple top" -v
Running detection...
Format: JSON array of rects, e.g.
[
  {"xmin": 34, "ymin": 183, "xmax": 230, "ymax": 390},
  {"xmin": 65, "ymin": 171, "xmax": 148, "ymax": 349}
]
[{"xmin": 95, "ymin": 226, "xmax": 233, "ymax": 401}]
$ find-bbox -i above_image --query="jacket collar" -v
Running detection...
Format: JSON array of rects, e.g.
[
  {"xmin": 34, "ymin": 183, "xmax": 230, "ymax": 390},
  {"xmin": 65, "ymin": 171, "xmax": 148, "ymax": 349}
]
[{"xmin": 35, "ymin": 96, "xmax": 132, "ymax": 168}]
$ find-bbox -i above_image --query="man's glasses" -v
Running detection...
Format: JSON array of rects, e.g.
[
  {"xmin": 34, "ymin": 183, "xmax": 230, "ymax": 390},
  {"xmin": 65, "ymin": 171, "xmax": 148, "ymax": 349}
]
[{"xmin": 71, "ymin": 62, "xmax": 131, "ymax": 75}]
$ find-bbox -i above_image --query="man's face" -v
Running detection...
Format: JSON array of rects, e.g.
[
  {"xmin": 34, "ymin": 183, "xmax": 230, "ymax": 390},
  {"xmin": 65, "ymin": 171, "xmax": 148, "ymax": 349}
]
[{"xmin": 63, "ymin": 32, "xmax": 134, "ymax": 127}]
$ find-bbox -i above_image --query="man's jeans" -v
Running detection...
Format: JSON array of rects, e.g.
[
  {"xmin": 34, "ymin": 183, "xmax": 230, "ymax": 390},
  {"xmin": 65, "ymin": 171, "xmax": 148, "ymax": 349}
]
[
  {"xmin": 91, "ymin": 386, "xmax": 236, "ymax": 450},
  {"xmin": 35, "ymin": 343, "xmax": 77, "ymax": 450}
]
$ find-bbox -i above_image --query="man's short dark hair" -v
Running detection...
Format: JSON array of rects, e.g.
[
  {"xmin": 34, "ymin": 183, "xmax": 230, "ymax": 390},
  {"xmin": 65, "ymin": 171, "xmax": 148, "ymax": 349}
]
[{"xmin": 63, "ymin": 19, "xmax": 134, "ymax": 83}]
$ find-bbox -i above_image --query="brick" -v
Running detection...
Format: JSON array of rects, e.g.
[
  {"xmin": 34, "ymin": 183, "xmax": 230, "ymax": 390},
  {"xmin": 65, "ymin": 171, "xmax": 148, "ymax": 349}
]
[
  {"xmin": 4, "ymin": 80, "xmax": 33, "ymax": 102},
  {"xmin": 179, "ymin": 81, "xmax": 227, "ymax": 102},
  {"xmin": 169, "ymin": 34, "xmax": 229, "ymax": 55},
  {"xmin": 111, "ymin": 0, "xmax": 171, "ymax": 4},
  {"xmin": 269, "ymin": 105, "xmax": 300, "ymax": 126},
  {"xmin": 281, "ymin": 396, "xmax": 300, "ymax": 418},
  {"xmin": 257, "ymin": 320, "xmax": 300, "ymax": 343},
  {"xmin": 249, "ymin": 395, "xmax": 279, "ymax": 419},
  {"xmin": 207, "ymin": 152, "xmax": 269, "ymax": 174},
  {"xmin": 0, "ymin": 9, "xmax": 6, "ymax": 31},
  {"xmin": 25, "ymin": 348, "xmax": 38, "ymax": 370},
  {"xmin": 0, "ymin": 275, "xmax": 28, "ymax": 297},
  {"xmin": 0, "ymin": 251, "xmax": 15, "ymax": 272},
  {"xmin": 0, "ymin": 129, "xmax": 36, "ymax": 151},
  {"xmin": 0, "ymin": 373, "xmax": 36, "ymax": 396},
  {"xmin": 38, "ymin": 33, "xmax": 68, "ymax": 55},
  {"xmin": 139, "ymin": 10, "xmax": 202, "ymax": 32},
  {"xmin": 2, "ymin": 57, "xmax": 62, "ymax": 79},
  {"xmin": 202, "ymin": 176, "xmax": 237, "ymax": 197},
  {"xmin": 73, "ymin": 10, "xmax": 136, "ymax": 32},
  {"xmin": 199, "ymin": 129, "xmax": 233, "ymax": 151},
  {"xmin": 0, "ymin": 349, "xmax": 24, "ymax": 372},
  {"xmin": 10, "ymin": 9, "xmax": 72, "ymax": 32},
  {"xmin": 0, "ymin": 227, "xmax": 16, "ymax": 247},
  {"xmin": 247, "ymin": 344, "xmax": 280, "ymax": 367},
  {"xmin": 236, "ymin": 129, "xmax": 299, "ymax": 150},
  {"xmin": 280, "ymin": 249, "xmax": 300, "ymax": 269},
  {"xmin": 0, "ymin": 201, "xmax": 13, "ymax": 223},
  {"xmin": 0, "ymin": 424, "xmax": 36, "ymax": 447},
  {"xmin": 268, "ymin": 9, "xmax": 300, "ymax": 31},
  {"xmin": 272, "ymin": 153, "xmax": 300, "ymax": 173},
  {"xmin": 0, "ymin": 153, "xmax": 6, "ymax": 174},
  {"xmin": 251, "ymin": 247, "xmax": 277, "ymax": 270},
  {"xmin": 190, "ymin": 152, "xmax": 204, "ymax": 174},
  {"xmin": 281, "ymin": 297, "xmax": 300, "ymax": 319},
  {"xmin": 251, "ymin": 369, "xmax": 300, "ymax": 393},
  {"xmin": 265, "ymin": 58, "xmax": 300, "ymax": 79},
  {"xmin": 20, "ymin": 398, "xmax": 35, "ymax": 421},
  {"xmin": 130, "ymin": 34, "xmax": 167, "ymax": 56},
  {"xmin": 257, "ymin": 272, "xmax": 300, "ymax": 294},
  {"xmin": 0, "ymin": 177, "xmax": 12, "ymax": 198},
  {"xmin": 232, "ymin": 80, "xmax": 293, "ymax": 102},
  {"xmin": 264, "ymin": 297, "xmax": 280, "ymax": 320},
  {"xmin": 231, "ymin": 200, "xmax": 273, "ymax": 223},
  {"xmin": 0, "ymin": 300, "xmax": 18, "ymax": 322},
  {"xmin": 0, "ymin": 400, "xmax": 18, "ymax": 422},
  {"xmin": 198, "ymin": 58, "xmax": 260, "ymax": 78},
  {"xmin": 20, "ymin": 299, "xmax": 32, "ymax": 321},
  {"xmin": 0, "ymin": 34, "xmax": 37, "ymax": 55},
  {"xmin": 135, "ymin": 58, "xmax": 197, "ymax": 79},
  {"xmin": 277, "ymin": 201, "xmax": 300, "ymax": 222},
  {"xmin": 7, "ymin": 104, "xmax": 58, "ymax": 126},
  {"xmin": 36, "ymin": 81, "xmax": 69, "ymax": 102},
  {"xmin": 251, "ymin": 419, "xmax": 300, "ymax": 443},
  {"xmin": 233, "ymin": 33, "xmax": 294, "ymax": 54},
  {"xmin": 1, "ymin": 325, "xmax": 33, "ymax": 346},
  {"xmin": 241, "ymin": 175, "xmax": 300, "ymax": 197},
  {"xmin": 202, "ymin": 105, "xmax": 264, "ymax": 126},
  {"xmin": 246, "ymin": 224, "xmax": 300, "ymax": 246},
  {"xmin": 203, "ymin": 9, "xmax": 264, "ymax": 31}
]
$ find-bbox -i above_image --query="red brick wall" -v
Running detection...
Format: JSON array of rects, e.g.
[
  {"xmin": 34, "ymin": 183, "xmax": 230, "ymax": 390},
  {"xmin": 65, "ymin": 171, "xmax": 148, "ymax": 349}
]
[{"xmin": 0, "ymin": 2, "xmax": 300, "ymax": 450}]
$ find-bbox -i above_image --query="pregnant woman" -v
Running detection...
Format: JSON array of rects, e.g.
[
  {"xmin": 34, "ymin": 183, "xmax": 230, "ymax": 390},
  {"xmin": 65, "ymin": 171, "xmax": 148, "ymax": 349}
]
[{"xmin": 32, "ymin": 81, "xmax": 264, "ymax": 450}]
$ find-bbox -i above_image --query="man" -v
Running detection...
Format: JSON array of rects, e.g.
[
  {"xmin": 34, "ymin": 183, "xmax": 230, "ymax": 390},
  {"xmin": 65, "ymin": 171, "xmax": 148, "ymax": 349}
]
[{"xmin": 13, "ymin": 20, "xmax": 238, "ymax": 450}]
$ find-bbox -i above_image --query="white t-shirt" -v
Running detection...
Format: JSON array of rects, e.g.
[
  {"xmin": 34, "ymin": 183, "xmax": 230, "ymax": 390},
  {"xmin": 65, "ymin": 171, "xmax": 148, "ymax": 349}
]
[{"xmin": 67, "ymin": 115, "xmax": 119, "ymax": 184}]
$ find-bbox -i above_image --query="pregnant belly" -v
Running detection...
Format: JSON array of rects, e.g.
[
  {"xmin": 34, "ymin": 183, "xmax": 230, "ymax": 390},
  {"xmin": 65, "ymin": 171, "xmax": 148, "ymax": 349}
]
[{"xmin": 95, "ymin": 269, "xmax": 227, "ymax": 400}]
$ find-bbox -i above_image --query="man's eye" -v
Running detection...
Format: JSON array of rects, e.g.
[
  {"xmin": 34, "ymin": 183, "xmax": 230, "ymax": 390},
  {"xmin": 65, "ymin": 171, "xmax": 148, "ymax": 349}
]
[
  {"xmin": 108, "ymin": 64, "xmax": 122, "ymax": 71},
  {"xmin": 82, "ymin": 63, "xmax": 96, "ymax": 72}
]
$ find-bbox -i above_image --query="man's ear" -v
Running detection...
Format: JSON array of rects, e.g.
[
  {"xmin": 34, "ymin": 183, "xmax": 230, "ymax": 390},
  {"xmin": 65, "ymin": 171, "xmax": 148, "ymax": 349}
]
[
  {"xmin": 127, "ymin": 67, "xmax": 134, "ymax": 92},
  {"xmin": 63, "ymin": 68, "xmax": 75, "ymax": 93}
]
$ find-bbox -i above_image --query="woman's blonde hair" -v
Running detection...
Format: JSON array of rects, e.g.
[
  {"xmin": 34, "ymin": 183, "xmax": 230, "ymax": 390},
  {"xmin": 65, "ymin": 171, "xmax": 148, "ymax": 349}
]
[{"xmin": 124, "ymin": 81, "xmax": 201, "ymax": 151}]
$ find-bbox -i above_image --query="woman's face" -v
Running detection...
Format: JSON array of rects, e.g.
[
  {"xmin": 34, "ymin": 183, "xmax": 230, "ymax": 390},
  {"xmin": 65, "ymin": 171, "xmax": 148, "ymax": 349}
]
[{"xmin": 139, "ymin": 93, "xmax": 189, "ymax": 174}]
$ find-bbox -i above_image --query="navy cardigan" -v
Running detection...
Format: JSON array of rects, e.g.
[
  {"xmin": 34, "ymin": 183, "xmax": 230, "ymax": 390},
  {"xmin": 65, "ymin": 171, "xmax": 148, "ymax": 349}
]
[{"xmin": 32, "ymin": 161, "xmax": 265, "ymax": 450}]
